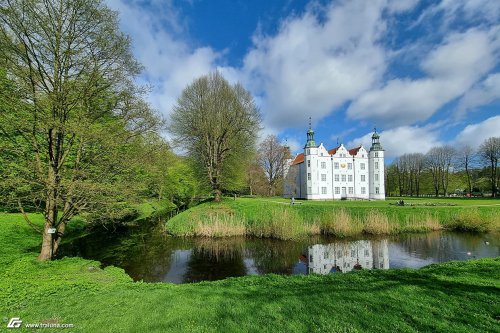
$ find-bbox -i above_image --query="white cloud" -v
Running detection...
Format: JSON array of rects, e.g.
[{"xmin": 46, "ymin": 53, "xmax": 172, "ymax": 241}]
[
  {"xmin": 454, "ymin": 115, "xmax": 500, "ymax": 148},
  {"xmin": 241, "ymin": 0, "xmax": 390, "ymax": 129},
  {"xmin": 456, "ymin": 73, "xmax": 500, "ymax": 117},
  {"xmin": 347, "ymin": 28, "xmax": 498, "ymax": 126},
  {"xmin": 106, "ymin": 0, "xmax": 220, "ymax": 119},
  {"xmin": 347, "ymin": 125, "xmax": 442, "ymax": 159}
]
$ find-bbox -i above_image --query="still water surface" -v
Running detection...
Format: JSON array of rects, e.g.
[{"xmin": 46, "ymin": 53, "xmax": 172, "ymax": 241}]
[{"xmin": 59, "ymin": 221, "xmax": 499, "ymax": 283}]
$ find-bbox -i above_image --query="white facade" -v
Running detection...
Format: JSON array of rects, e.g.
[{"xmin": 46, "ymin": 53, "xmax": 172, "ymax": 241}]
[
  {"xmin": 284, "ymin": 128, "xmax": 385, "ymax": 200},
  {"xmin": 307, "ymin": 240, "xmax": 389, "ymax": 274}
]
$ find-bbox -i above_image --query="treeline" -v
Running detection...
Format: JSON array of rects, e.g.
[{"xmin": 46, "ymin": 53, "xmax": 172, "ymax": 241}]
[{"xmin": 386, "ymin": 137, "xmax": 500, "ymax": 197}]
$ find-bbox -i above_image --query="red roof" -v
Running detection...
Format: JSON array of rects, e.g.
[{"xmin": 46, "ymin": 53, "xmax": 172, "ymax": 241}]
[
  {"xmin": 291, "ymin": 153, "xmax": 304, "ymax": 165},
  {"xmin": 348, "ymin": 146, "xmax": 362, "ymax": 156},
  {"xmin": 290, "ymin": 146, "xmax": 363, "ymax": 166}
]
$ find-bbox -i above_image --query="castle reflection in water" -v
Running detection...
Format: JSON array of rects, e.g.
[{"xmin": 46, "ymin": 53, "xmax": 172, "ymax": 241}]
[{"xmin": 297, "ymin": 240, "xmax": 389, "ymax": 274}]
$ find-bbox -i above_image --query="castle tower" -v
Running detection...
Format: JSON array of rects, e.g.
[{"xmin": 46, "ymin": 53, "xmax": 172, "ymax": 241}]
[
  {"xmin": 368, "ymin": 129, "xmax": 385, "ymax": 200},
  {"xmin": 304, "ymin": 119, "xmax": 318, "ymax": 199}
]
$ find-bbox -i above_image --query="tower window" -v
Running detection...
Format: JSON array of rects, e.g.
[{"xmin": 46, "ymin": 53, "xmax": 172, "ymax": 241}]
[
  {"xmin": 375, "ymin": 152, "xmax": 379, "ymax": 158},
  {"xmin": 307, "ymin": 173, "xmax": 311, "ymax": 181},
  {"xmin": 307, "ymin": 160, "xmax": 311, "ymax": 167},
  {"xmin": 361, "ymin": 175, "xmax": 365, "ymax": 182},
  {"xmin": 376, "ymin": 187, "xmax": 379, "ymax": 194},
  {"xmin": 361, "ymin": 163, "xmax": 365, "ymax": 170},
  {"xmin": 375, "ymin": 162, "xmax": 379, "ymax": 169},
  {"xmin": 375, "ymin": 174, "xmax": 379, "ymax": 181}
]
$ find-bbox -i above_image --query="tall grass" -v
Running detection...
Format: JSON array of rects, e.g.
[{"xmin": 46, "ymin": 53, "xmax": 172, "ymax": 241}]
[{"xmin": 165, "ymin": 198, "xmax": 500, "ymax": 240}]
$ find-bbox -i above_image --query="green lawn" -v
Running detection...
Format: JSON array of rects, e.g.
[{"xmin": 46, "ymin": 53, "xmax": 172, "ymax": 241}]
[
  {"xmin": 166, "ymin": 197, "xmax": 500, "ymax": 239},
  {"xmin": 0, "ymin": 212, "xmax": 499, "ymax": 332}
]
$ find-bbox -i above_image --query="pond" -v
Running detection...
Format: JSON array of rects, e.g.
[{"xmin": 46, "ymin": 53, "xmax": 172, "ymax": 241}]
[{"xmin": 58, "ymin": 219, "xmax": 499, "ymax": 284}]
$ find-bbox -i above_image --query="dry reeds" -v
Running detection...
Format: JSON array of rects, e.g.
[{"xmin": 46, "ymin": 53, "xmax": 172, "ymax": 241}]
[
  {"xmin": 321, "ymin": 208, "xmax": 362, "ymax": 237},
  {"xmin": 194, "ymin": 213, "xmax": 246, "ymax": 237},
  {"xmin": 363, "ymin": 210, "xmax": 392, "ymax": 235}
]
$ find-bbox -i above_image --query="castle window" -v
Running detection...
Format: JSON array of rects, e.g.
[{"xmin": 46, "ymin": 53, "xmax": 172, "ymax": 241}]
[
  {"xmin": 321, "ymin": 174, "xmax": 326, "ymax": 181},
  {"xmin": 307, "ymin": 173, "xmax": 311, "ymax": 181},
  {"xmin": 335, "ymin": 187, "xmax": 340, "ymax": 194},
  {"xmin": 375, "ymin": 162, "xmax": 379, "ymax": 169},
  {"xmin": 334, "ymin": 162, "xmax": 339, "ymax": 169},
  {"xmin": 375, "ymin": 152, "xmax": 379, "ymax": 157},
  {"xmin": 361, "ymin": 163, "xmax": 365, "ymax": 170},
  {"xmin": 308, "ymin": 187, "xmax": 312, "ymax": 193},
  {"xmin": 348, "ymin": 175, "xmax": 353, "ymax": 182},
  {"xmin": 307, "ymin": 149, "xmax": 310, "ymax": 155},
  {"xmin": 321, "ymin": 161, "xmax": 326, "ymax": 169},
  {"xmin": 361, "ymin": 187, "xmax": 366, "ymax": 194},
  {"xmin": 321, "ymin": 187, "xmax": 327, "ymax": 194},
  {"xmin": 348, "ymin": 187, "xmax": 353, "ymax": 194},
  {"xmin": 334, "ymin": 174, "xmax": 339, "ymax": 182},
  {"xmin": 375, "ymin": 174, "xmax": 379, "ymax": 181},
  {"xmin": 361, "ymin": 175, "xmax": 365, "ymax": 182},
  {"xmin": 307, "ymin": 160, "xmax": 310, "ymax": 167},
  {"xmin": 348, "ymin": 163, "xmax": 352, "ymax": 169},
  {"xmin": 376, "ymin": 187, "xmax": 379, "ymax": 194},
  {"xmin": 341, "ymin": 175, "xmax": 346, "ymax": 182},
  {"xmin": 365, "ymin": 249, "xmax": 369, "ymax": 257}
]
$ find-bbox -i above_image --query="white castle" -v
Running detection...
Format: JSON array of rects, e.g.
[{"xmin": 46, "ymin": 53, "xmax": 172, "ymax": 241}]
[{"xmin": 284, "ymin": 125, "xmax": 385, "ymax": 200}]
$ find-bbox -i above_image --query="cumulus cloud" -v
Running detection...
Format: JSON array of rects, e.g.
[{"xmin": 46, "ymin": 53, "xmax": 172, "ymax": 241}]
[
  {"xmin": 454, "ymin": 116, "xmax": 500, "ymax": 148},
  {"xmin": 456, "ymin": 73, "xmax": 500, "ymax": 117},
  {"xmin": 106, "ymin": 0, "xmax": 220, "ymax": 118},
  {"xmin": 347, "ymin": 125, "xmax": 443, "ymax": 159},
  {"xmin": 347, "ymin": 28, "xmax": 499, "ymax": 126},
  {"xmin": 241, "ymin": 0, "xmax": 389, "ymax": 129}
]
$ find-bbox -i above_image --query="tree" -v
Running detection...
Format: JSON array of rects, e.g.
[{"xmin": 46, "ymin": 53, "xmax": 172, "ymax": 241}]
[
  {"xmin": 426, "ymin": 146, "xmax": 455, "ymax": 197},
  {"xmin": 258, "ymin": 135, "xmax": 289, "ymax": 196},
  {"xmin": 170, "ymin": 71, "xmax": 261, "ymax": 202},
  {"xmin": 0, "ymin": 0, "xmax": 161, "ymax": 260},
  {"xmin": 456, "ymin": 145, "xmax": 476, "ymax": 195},
  {"xmin": 479, "ymin": 137, "xmax": 500, "ymax": 197}
]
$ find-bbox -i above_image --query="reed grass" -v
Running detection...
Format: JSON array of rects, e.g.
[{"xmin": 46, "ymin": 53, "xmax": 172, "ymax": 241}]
[{"xmin": 166, "ymin": 198, "xmax": 500, "ymax": 240}]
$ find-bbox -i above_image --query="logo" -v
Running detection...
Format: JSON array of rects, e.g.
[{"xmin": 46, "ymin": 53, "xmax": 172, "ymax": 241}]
[{"xmin": 7, "ymin": 317, "xmax": 22, "ymax": 328}]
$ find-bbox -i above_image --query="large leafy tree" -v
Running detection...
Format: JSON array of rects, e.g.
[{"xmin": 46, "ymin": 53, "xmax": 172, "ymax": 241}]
[
  {"xmin": 170, "ymin": 72, "xmax": 261, "ymax": 202},
  {"xmin": 0, "ymin": 0, "xmax": 161, "ymax": 260}
]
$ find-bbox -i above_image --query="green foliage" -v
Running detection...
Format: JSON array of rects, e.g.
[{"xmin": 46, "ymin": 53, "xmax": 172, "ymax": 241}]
[{"xmin": 0, "ymin": 213, "xmax": 499, "ymax": 332}]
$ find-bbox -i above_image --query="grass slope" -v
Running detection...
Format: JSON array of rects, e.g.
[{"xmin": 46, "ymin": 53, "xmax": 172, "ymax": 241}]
[
  {"xmin": 166, "ymin": 197, "xmax": 500, "ymax": 239},
  {"xmin": 1, "ymin": 212, "xmax": 499, "ymax": 332}
]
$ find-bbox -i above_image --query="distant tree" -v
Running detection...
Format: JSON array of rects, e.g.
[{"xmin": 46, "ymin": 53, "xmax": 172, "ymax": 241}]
[
  {"xmin": 394, "ymin": 153, "xmax": 425, "ymax": 196},
  {"xmin": 258, "ymin": 135, "xmax": 289, "ymax": 196},
  {"xmin": 246, "ymin": 162, "xmax": 267, "ymax": 196},
  {"xmin": 479, "ymin": 137, "xmax": 500, "ymax": 197},
  {"xmin": 170, "ymin": 72, "xmax": 261, "ymax": 202},
  {"xmin": 426, "ymin": 146, "xmax": 455, "ymax": 197},
  {"xmin": 0, "ymin": 0, "xmax": 161, "ymax": 260},
  {"xmin": 456, "ymin": 145, "xmax": 476, "ymax": 195}
]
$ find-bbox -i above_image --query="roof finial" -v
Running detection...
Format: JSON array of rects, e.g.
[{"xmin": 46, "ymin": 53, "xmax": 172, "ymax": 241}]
[
  {"xmin": 374, "ymin": 126, "xmax": 377, "ymax": 133},
  {"xmin": 308, "ymin": 117, "xmax": 312, "ymax": 129},
  {"xmin": 336, "ymin": 137, "xmax": 339, "ymax": 146}
]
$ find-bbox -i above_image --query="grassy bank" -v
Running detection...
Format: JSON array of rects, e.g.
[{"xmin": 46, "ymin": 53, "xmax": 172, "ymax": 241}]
[
  {"xmin": 166, "ymin": 197, "xmax": 500, "ymax": 239},
  {"xmin": 1, "ymin": 213, "xmax": 499, "ymax": 332}
]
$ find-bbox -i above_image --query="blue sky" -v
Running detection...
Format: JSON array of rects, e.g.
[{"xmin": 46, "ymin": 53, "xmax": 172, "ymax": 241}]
[{"xmin": 106, "ymin": 0, "xmax": 500, "ymax": 160}]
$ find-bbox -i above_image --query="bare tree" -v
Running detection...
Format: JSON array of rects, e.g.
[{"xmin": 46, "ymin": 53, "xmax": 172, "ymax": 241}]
[
  {"xmin": 456, "ymin": 145, "xmax": 476, "ymax": 195},
  {"xmin": 170, "ymin": 72, "xmax": 261, "ymax": 202},
  {"xmin": 479, "ymin": 137, "xmax": 500, "ymax": 197},
  {"xmin": 258, "ymin": 135, "xmax": 289, "ymax": 196},
  {"xmin": 426, "ymin": 146, "xmax": 455, "ymax": 197}
]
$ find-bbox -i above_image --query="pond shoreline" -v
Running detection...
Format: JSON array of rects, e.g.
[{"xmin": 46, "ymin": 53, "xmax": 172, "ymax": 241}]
[{"xmin": 165, "ymin": 197, "xmax": 500, "ymax": 240}]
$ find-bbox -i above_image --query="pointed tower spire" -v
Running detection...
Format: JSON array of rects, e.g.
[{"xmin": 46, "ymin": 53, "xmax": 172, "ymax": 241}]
[{"xmin": 305, "ymin": 117, "xmax": 317, "ymax": 148}]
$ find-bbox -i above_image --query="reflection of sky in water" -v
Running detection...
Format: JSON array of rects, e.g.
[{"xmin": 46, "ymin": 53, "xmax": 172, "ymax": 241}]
[
  {"xmin": 162, "ymin": 250, "xmax": 191, "ymax": 283},
  {"xmin": 244, "ymin": 258, "xmax": 259, "ymax": 275}
]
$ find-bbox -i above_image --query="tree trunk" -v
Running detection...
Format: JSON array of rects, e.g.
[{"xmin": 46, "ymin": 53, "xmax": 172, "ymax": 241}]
[{"xmin": 214, "ymin": 189, "xmax": 222, "ymax": 202}]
